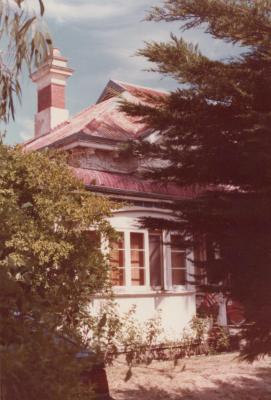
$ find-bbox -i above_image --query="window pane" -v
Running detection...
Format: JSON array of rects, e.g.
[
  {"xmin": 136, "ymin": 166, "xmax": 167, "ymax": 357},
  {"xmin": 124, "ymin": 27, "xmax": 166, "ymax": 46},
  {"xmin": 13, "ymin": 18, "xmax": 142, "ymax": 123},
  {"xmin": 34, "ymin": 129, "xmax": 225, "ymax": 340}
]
[
  {"xmin": 170, "ymin": 235, "xmax": 187, "ymax": 286},
  {"xmin": 130, "ymin": 232, "xmax": 145, "ymax": 286},
  {"xmin": 131, "ymin": 268, "xmax": 145, "ymax": 286},
  {"xmin": 172, "ymin": 268, "xmax": 186, "ymax": 285},
  {"xmin": 110, "ymin": 249, "xmax": 124, "ymax": 268},
  {"xmin": 171, "ymin": 252, "xmax": 186, "ymax": 270},
  {"xmin": 111, "ymin": 267, "xmax": 125, "ymax": 286},
  {"xmin": 149, "ymin": 234, "xmax": 162, "ymax": 287},
  {"xmin": 171, "ymin": 235, "xmax": 183, "ymax": 250},
  {"xmin": 131, "ymin": 232, "xmax": 144, "ymax": 249},
  {"xmin": 131, "ymin": 250, "xmax": 144, "ymax": 268},
  {"xmin": 111, "ymin": 233, "xmax": 124, "ymax": 250},
  {"xmin": 109, "ymin": 232, "xmax": 125, "ymax": 286}
]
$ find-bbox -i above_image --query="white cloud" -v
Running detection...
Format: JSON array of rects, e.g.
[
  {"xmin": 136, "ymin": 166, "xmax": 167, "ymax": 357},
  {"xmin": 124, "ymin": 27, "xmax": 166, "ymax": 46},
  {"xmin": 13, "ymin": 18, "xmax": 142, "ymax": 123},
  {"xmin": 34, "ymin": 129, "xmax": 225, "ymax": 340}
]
[
  {"xmin": 8, "ymin": 0, "xmax": 241, "ymax": 146},
  {"xmin": 18, "ymin": 118, "xmax": 34, "ymax": 141},
  {"xmin": 43, "ymin": 0, "xmax": 152, "ymax": 22}
]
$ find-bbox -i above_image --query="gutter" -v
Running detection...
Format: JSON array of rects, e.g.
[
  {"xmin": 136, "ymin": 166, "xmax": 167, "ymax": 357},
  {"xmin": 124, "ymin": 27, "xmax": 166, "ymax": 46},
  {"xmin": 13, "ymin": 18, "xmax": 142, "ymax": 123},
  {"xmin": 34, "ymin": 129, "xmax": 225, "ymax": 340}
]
[{"xmin": 85, "ymin": 184, "xmax": 179, "ymax": 201}]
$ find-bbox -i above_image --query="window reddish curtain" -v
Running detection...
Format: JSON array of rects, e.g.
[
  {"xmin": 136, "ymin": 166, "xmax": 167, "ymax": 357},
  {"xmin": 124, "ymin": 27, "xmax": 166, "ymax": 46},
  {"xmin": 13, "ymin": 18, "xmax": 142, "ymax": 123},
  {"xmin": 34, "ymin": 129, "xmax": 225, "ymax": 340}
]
[
  {"xmin": 130, "ymin": 232, "xmax": 145, "ymax": 286},
  {"xmin": 149, "ymin": 234, "xmax": 163, "ymax": 287}
]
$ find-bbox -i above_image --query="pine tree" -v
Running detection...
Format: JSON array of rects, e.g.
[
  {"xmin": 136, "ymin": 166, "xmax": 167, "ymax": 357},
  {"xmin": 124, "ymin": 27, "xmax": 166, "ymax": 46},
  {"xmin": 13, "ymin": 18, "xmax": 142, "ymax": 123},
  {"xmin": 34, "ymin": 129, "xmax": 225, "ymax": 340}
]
[{"xmin": 122, "ymin": 0, "xmax": 271, "ymax": 360}]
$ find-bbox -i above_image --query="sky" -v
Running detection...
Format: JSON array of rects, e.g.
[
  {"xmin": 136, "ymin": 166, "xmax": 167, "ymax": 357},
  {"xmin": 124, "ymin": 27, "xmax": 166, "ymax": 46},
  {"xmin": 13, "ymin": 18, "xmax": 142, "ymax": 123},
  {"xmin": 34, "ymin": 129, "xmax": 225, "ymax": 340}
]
[{"xmin": 6, "ymin": 0, "xmax": 239, "ymax": 145}]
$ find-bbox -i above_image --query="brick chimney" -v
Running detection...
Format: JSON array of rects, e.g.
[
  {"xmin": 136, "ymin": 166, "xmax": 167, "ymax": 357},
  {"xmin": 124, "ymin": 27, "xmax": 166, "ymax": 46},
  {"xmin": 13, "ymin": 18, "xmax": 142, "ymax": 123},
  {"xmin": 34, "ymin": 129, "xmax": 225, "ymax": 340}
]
[{"xmin": 31, "ymin": 48, "xmax": 73, "ymax": 138}]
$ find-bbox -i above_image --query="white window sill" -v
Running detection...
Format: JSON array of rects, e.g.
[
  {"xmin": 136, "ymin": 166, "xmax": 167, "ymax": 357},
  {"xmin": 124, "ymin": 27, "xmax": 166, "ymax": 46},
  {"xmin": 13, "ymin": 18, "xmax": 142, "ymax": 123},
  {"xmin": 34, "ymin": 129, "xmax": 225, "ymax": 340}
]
[{"xmin": 111, "ymin": 286, "xmax": 196, "ymax": 297}]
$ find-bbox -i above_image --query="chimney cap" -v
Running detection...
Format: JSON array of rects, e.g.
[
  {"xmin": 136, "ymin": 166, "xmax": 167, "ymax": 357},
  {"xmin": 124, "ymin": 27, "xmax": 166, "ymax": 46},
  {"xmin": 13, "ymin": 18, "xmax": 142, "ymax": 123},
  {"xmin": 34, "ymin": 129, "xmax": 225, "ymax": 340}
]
[
  {"xmin": 50, "ymin": 47, "xmax": 68, "ymax": 62},
  {"xmin": 53, "ymin": 48, "xmax": 61, "ymax": 57},
  {"xmin": 31, "ymin": 49, "xmax": 73, "ymax": 83}
]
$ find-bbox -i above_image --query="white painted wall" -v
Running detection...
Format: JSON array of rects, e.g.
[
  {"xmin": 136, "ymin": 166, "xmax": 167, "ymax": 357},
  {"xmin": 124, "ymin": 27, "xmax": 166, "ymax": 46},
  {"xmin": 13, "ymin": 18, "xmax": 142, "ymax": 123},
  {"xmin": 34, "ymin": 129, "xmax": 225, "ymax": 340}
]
[{"xmin": 93, "ymin": 291, "xmax": 196, "ymax": 340}]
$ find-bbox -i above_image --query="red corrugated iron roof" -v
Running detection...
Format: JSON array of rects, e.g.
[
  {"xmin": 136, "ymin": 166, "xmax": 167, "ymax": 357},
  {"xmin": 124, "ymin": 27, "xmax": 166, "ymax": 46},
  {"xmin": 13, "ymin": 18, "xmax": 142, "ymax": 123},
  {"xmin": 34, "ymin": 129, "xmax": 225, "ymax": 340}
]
[
  {"xmin": 73, "ymin": 167, "xmax": 200, "ymax": 199},
  {"xmin": 114, "ymin": 80, "xmax": 168, "ymax": 99},
  {"xmin": 23, "ymin": 78, "xmax": 200, "ymax": 199},
  {"xmin": 23, "ymin": 80, "xmax": 166, "ymax": 152}
]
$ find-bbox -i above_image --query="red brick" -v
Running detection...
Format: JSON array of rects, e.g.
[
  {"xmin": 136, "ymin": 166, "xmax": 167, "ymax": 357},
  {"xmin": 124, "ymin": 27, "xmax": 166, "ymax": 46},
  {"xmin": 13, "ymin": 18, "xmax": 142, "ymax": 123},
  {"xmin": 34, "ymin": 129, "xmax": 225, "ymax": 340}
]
[{"xmin": 38, "ymin": 84, "xmax": 65, "ymax": 112}]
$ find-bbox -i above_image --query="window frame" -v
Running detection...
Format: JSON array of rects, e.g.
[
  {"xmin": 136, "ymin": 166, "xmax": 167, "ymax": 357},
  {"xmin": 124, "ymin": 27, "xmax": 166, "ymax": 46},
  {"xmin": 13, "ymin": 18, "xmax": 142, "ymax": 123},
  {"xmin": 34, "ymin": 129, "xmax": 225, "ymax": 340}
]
[
  {"xmin": 109, "ymin": 229, "xmax": 150, "ymax": 291},
  {"xmin": 149, "ymin": 232, "xmax": 164, "ymax": 289},
  {"xmin": 109, "ymin": 231, "xmax": 126, "ymax": 287},
  {"xmin": 163, "ymin": 231, "xmax": 193, "ymax": 291},
  {"xmin": 170, "ymin": 233, "xmax": 187, "ymax": 288},
  {"xmin": 104, "ymin": 228, "xmax": 194, "ymax": 293}
]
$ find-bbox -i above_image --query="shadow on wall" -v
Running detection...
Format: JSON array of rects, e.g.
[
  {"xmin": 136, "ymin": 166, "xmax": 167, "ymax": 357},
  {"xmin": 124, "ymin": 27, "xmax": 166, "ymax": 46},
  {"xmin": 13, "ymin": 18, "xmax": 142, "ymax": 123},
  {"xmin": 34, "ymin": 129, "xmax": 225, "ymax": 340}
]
[{"xmin": 112, "ymin": 367, "xmax": 271, "ymax": 400}]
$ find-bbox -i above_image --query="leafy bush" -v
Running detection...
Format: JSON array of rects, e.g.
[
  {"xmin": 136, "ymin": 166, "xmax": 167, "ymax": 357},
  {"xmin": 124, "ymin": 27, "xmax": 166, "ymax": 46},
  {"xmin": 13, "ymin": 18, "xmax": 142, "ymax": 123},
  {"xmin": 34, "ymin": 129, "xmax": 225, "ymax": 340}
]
[
  {"xmin": 85, "ymin": 302, "xmax": 230, "ymax": 375},
  {"xmin": 189, "ymin": 315, "xmax": 211, "ymax": 343},
  {"xmin": 208, "ymin": 325, "xmax": 230, "ymax": 353},
  {"xmin": 0, "ymin": 145, "xmax": 115, "ymax": 400},
  {"xmin": 84, "ymin": 300, "xmax": 163, "ymax": 367}
]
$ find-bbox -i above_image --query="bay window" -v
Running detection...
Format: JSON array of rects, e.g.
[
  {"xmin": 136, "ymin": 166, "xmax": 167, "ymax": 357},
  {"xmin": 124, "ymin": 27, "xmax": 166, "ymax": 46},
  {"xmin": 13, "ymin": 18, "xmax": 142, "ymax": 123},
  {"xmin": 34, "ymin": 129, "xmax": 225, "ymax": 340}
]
[{"xmin": 108, "ymin": 230, "xmax": 188, "ymax": 290}]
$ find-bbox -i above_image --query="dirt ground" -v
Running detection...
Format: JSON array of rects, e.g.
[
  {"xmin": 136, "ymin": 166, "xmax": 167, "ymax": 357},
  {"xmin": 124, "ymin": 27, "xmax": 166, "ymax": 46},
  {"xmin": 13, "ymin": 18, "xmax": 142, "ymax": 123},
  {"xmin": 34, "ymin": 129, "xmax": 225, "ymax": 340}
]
[{"xmin": 107, "ymin": 352, "xmax": 271, "ymax": 400}]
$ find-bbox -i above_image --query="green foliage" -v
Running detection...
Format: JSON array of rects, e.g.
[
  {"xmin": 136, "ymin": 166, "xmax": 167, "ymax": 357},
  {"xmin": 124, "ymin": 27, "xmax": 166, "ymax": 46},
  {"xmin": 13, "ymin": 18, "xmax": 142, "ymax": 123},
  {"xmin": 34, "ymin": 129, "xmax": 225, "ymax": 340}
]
[
  {"xmin": 84, "ymin": 301, "xmax": 163, "ymax": 367},
  {"xmin": 197, "ymin": 300, "xmax": 219, "ymax": 320},
  {"xmin": 189, "ymin": 315, "xmax": 210, "ymax": 343},
  {"xmin": 0, "ymin": 0, "xmax": 52, "ymax": 123},
  {"xmin": 0, "ymin": 144, "xmax": 116, "ymax": 399},
  {"xmin": 121, "ymin": 0, "xmax": 271, "ymax": 359},
  {"xmin": 207, "ymin": 325, "xmax": 230, "ymax": 354},
  {"xmin": 164, "ymin": 316, "xmax": 229, "ymax": 359}
]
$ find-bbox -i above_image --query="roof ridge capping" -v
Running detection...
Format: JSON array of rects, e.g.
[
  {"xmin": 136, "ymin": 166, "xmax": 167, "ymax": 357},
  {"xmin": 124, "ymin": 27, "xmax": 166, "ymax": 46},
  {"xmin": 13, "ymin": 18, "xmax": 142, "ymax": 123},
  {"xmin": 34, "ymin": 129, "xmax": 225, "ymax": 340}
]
[
  {"xmin": 96, "ymin": 79, "xmax": 169, "ymax": 104},
  {"xmin": 114, "ymin": 79, "xmax": 169, "ymax": 95}
]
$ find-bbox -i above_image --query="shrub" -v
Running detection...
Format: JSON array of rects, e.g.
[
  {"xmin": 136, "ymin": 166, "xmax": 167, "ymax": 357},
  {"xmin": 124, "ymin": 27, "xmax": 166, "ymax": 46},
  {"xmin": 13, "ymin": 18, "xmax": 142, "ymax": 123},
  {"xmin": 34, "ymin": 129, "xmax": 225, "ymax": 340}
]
[{"xmin": 208, "ymin": 325, "xmax": 230, "ymax": 353}]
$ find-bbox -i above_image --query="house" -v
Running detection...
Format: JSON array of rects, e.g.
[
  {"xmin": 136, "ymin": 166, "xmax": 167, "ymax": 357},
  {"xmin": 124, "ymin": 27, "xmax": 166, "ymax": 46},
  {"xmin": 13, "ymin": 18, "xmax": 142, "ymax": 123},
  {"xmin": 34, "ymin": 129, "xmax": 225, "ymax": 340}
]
[{"xmin": 23, "ymin": 49, "xmax": 229, "ymax": 338}]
